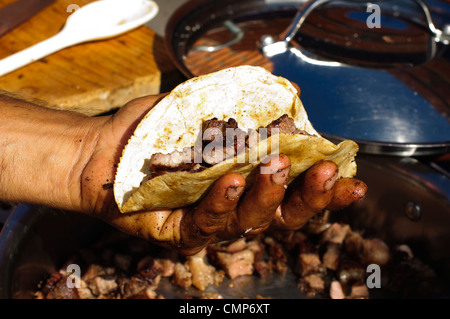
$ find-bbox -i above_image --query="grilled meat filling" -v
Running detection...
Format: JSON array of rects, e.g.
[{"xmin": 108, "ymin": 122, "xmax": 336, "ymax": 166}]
[{"xmin": 149, "ymin": 114, "xmax": 308, "ymax": 178}]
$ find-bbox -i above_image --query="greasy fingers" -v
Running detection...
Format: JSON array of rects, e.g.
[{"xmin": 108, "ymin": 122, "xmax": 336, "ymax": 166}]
[
  {"xmin": 192, "ymin": 173, "xmax": 246, "ymax": 235},
  {"xmin": 235, "ymin": 154, "xmax": 291, "ymax": 235},
  {"xmin": 274, "ymin": 160, "xmax": 338, "ymax": 230},
  {"xmin": 326, "ymin": 178, "xmax": 367, "ymax": 210},
  {"xmin": 179, "ymin": 173, "xmax": 246, "ymax": 255},
  {"xmin": 299, "ymin": 160, "xmax": 339, "ymax": 211}
]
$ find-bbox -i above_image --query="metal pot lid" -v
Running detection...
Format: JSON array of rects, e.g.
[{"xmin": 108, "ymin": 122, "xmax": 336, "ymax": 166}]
[{"xmin": 165, "ymin": 0, "xmax": 450, "ymax": 156}]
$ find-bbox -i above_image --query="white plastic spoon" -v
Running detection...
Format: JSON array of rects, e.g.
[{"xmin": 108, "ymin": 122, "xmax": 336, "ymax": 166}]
[{"xmin": 0, "ymin": 0, "xmax": 158, "ymax": 77}]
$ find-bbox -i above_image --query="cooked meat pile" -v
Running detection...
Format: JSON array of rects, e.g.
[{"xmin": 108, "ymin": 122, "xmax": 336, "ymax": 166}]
[
  {"xmin": 148, "ymin": 114, "xmax": 308, "ymax": 178},
  {"xmin": 34, "ymin": 211, "xmax": 437, "ymax": 299}
]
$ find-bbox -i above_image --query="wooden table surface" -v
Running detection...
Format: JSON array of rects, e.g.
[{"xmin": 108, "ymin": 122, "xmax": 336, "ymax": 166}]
[{"xmin": 0, "ymin": 0, "xmax": 178, "ymax": 116}]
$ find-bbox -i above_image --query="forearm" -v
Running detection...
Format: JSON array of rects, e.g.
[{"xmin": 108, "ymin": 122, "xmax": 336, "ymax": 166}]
[{"xmin": 0, "ymin": 94, "xmax": 107, "ymax": 211}]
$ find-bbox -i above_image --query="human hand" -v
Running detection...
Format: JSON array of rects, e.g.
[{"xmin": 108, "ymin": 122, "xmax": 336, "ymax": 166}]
[{"xmin": 79, "ymin": 95, "xmax": 367, "ymax": 255}]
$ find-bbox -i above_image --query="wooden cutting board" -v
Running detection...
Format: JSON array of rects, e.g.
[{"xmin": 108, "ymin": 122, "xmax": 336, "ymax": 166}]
[{"xmin": 0, "ymin": 0, "xmax": 176, "ymax": 116}]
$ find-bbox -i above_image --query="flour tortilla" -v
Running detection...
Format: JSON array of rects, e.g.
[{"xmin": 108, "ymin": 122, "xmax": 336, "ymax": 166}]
[{"xmin": 114, "ymin": 66, "xmax": 359, "ymax": 213}]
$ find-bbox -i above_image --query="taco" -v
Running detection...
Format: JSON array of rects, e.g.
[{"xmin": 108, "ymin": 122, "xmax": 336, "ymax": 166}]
[{"xmin": 114, "ymin": 66, "xmax": 359, "ymax": 213}]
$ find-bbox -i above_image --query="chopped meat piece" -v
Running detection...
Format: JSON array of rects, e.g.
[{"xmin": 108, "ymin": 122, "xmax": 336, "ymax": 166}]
[
  {"xmin": 149, "ymin": 147, "xmax": 205, "ymax": 177},
  {"xmin": 305, "ymin": 274, "xmax": 325, "ymax": 290},
  {"xmin": 254, "ymin": 260, "xmax": 273, "ymax": 278},
  {"xmin": 82, "ymin": 264, "xmax": 115, "ymax": 282},
  {"xmin": 264, "ymin": 237, "xmax": 287, "ymax": 263},
  {"xmin": 344, "ymin": 230, "xmax": 365, "ymax": 257},
  {"xmin": 273, "ymin": 260, "xmax": 289, "ymax": 274},
  {"xmin": 77, "ymin": 281, "xmax": 95, "ymax": 299},
  {"xmin": 156, "ymin": 249, "xmax": 179, "ymax": 276},
  {"xmin": 216, "ymin": 249, "xmax": 255, "ymax": 280},
  {"xmin": 94, "ymin": 275, "xmax": 118, "ymax": 295},
  {"xmin": 202, "ymin": 118, "xmax": 245, "ymax": 145},
  {"xmin": 171, "ymin": 262, "xmax": 192, "ymax": 288},
  {"xmin": 154, "ymin": 258, "xmax": 176, "ymax": 277},
  {"xmin": 329, "ymin": 281, "xmax": 346, "ymax": 299},
  {"xmin": 187, "ymin": 249, "xmax": 220, "ymax": 291},
  {"xmin": 223, "ymin": 238, "xmax": 247, "ymax": 253},
  {"xmin": 118, "ymin": 274, "xmax": 159, "ymax": 299},
  {"xmin": 264, "ymin": 237, "xmax": 288, "ymax": 274},
  {"xmin": 291, "ymin": 231, "xmax": 312, "ymax": 253},
  {"xmin": 44, "ymin": 272, "xmax": 63, "ymax": 290},
  {"xmin": 202, "ymin": 118, "xmax": 238, "ymax": 140},
  {"xmin": 87, "ymin": 280, "xmax": 100, "ymax": 296},
  {"xmin": 45, "ymin": 274, "xmax": 80, "ymax": 299},
  {"xmin": 304, "ymin": 274, "xmax": 325, "ymax": 290},
  {"xmin": 244, "ymin": 239, "xmax": 264, "ymax": 261},
  {"xmin": 323, "ymin": 243, "xmax": 341, "ymax": 271},
  {"xmin": 80, "ymin": 265, "xmax": 115, "ymax": 296},
  {"xmin": 321, "ymin": 223, "xmax": 350, "ymax": 245},
  {"xmin": 201, "ymin": 118, "xmax": 247, "ymax": 165},
  {"xmin": 149, "ymin": 148, "xmax": 192, "ymax": 170},
  {"xmin": 202, "ymin": 144, "xmax": 235, "ymax": 166},
  {"xmin": 265, "ymin": 114, "xmax": 304, "ymax": 136},
  {"xmin": 298, "ymin": 253, "xmax": 325, "ymax": 277},
  {"xmin": 213, "ymin": 270, "xmax": 226, "ymax": 286},
  {"xmin": 349, "ymin": 283, "xmax": 369, "ymax": 299},
  {"xmin": 208, "ymin": 238, "xmax": 264, "ymax": 280},
  {"xmin": 362, "ymin": 238, "xmax": 390, "ymax": 266},
  {"xmin": 246, "ymin": 128, "xmax": 260, "ymax": 147},
  {"xmin": 299, "ymin": 274, "xmax": 325, "ymax": 297},
  {"xmin": 208, "ymin": 238, "xmax": 262, "ymax": 260}
]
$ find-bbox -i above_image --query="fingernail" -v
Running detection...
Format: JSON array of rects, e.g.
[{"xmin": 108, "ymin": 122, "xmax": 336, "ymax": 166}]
[
  {"xmin": 323, "ymin": 171, "xmax": 338, "ymax": 191},
  {"xmin": 226, "ymin": 186, "xmax": 244, "ymax": 200},
  {"xmin": 271, "ymin": 167, "xmax": 290, "ymax": 186}
]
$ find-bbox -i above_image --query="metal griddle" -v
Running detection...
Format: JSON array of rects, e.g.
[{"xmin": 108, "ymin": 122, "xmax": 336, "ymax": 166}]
[{"xmin": 0, "ymin": 155, "xmax": 449, "ymax": 299}]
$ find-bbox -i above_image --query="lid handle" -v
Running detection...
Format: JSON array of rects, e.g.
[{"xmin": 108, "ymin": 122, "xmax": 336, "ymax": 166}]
[{"xmin": 276, "ymin": 0, "xmax": 449, "ymax": 45}]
